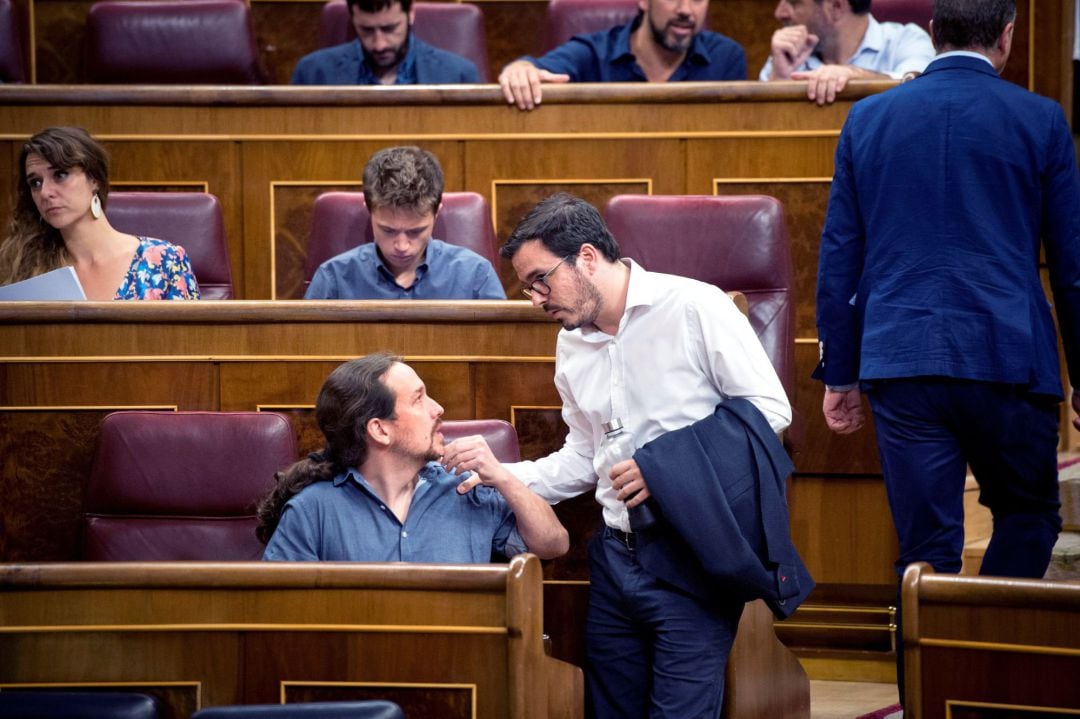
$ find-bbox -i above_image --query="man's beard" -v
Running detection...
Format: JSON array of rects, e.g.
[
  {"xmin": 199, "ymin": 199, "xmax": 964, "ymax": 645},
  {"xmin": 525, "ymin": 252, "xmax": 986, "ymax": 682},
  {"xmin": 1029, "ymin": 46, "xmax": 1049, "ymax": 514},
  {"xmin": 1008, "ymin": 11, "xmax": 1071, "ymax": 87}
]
[
  {"xmin": 649, "ymin": 15, "xmax": 695, "ymax": 53},
  {"xmin": 544, "ymin": 268, "xmax": 604, "ymax": 331},
  {"xmin": 370, "ymin": 24, "xmax": 411, "ymax": 69}
]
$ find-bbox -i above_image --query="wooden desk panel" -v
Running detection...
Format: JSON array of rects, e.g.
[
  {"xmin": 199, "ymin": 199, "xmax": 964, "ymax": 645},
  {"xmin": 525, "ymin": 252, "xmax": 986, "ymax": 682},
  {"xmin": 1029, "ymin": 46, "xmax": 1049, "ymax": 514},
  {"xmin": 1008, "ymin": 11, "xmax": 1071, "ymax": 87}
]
[{"xmin": 0, "ymin": 558, "xmax": 580, "ymax": 718}]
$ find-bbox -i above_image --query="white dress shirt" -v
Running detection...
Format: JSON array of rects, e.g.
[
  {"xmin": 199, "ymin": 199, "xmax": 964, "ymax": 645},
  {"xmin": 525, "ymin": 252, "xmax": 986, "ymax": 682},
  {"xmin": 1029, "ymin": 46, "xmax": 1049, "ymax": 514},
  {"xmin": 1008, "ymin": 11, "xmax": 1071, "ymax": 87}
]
[
  {"xmin": 505, "ymin": 259, "xmax": 792, "ymax": 532},
  {"xmin": 759, "ymin": 14, "xmax": 935, "ymax": 81}
]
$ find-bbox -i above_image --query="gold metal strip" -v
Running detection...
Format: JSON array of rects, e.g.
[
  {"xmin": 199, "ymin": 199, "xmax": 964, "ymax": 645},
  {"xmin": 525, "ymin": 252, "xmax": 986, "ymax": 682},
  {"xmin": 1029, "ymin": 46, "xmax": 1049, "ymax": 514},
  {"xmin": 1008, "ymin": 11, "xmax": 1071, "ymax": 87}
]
[
  {"xmin": 542, "ymin": 580, "xmax": 590, "ymax": 586},
  {"xmin": 790, "ymin": 605, "xmax": 894, "ymax": 615},
  {"xmin": 0, "ymin": 623, "xmax": 508, "ymax": 635},
  {"xmin": 0, "ymin": 355, "xmax": 557, "ymax": 363},
  {"xmin": 282, "ymin": 681, "xmax": 478, "ymax": 719},
  {"xmin": 947, "ymin": 699, "xmax": 1080, "ymax": 717},
  {"xmin": 919, "ymin": 637, "xmax": 1080, "ymax": 657},
  {"xmin": 1, "ymin": 131, "xmax": 844, "ymax": 143},
  {"xmin": 111, "ymin": 181, "xmax": 210, "ymax": 192},
  {"xmin": 713, "ymin": 177, "xmax": 833, "ymax": 184},
  {"xmin": 778, "ymin": 622, "xmax": 892, "ymax": 632},
  {"xmin": 0, "ymin": 405, "xmax": 176, "ymax": 411}
]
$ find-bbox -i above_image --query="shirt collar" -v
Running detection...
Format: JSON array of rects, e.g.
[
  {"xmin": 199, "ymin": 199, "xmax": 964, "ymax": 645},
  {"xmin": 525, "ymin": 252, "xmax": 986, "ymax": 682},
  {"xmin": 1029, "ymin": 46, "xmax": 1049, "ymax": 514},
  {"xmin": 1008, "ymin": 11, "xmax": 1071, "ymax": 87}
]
[
  {"xmin": 372, "ymin": 240, "xmax": 432, "ymax": 286},
  {"xmin": 334, "ymin": 465, "xmax": 432, "ymax": 492},
  {"xmin": 576, "ymin": 258, "xmax": 652, "ymax": 341},
  {"xmin": 854, "ymin": 14, "xmax": 886, "ymax": 57},
  {"xmin": 934, "ymin": 49, "xmax": 994, "ymax": 66},
  {"xmin": 359, "ymin": 33, "xmax": 418, "ymax": 84}
]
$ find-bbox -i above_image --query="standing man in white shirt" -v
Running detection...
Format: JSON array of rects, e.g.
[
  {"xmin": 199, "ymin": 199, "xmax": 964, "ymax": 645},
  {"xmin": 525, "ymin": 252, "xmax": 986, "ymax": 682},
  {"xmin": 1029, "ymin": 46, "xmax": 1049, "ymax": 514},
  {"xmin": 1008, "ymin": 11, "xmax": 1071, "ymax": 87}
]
[
  {"xmin": 761, "ymin": 0, "xmax": 935, "ymax": 104},
  {"xmin": 445, "ymin": 193, "xmax": 791, "ymax": 718}
]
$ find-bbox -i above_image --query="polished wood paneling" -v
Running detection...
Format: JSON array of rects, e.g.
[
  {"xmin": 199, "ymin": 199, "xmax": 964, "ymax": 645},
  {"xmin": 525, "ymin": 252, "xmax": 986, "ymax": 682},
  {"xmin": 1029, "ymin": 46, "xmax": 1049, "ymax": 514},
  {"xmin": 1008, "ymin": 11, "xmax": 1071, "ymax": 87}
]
[
  {"xmin": 22, "ymin": 0, "xmax": 1067, "ymax": 109},
  {"xmin": 0, "ymin": 558, "xmax": 581, "ymax": 718},
  {"xmin": 902, "ymin": 563, "xmax": 1080, "ymax": 718}
]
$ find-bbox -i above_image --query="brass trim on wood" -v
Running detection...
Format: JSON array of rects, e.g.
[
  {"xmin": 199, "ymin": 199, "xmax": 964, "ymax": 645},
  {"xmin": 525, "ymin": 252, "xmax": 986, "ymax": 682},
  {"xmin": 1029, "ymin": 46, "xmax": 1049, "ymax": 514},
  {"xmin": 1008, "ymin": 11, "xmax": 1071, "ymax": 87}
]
[
  {"xmin": 282, "ymin": 680, "xmax": 479, "ymax": 719},
  {"xmin": 946, "ymin": 699, "xmax": 1080, "ymax": 717},
  {"xmin": 0, "ymin": 405, "xmax": 177, "ymax": 411},
  {"xmin": 0, "ymin": 355, "xmax": 557, "ymax": 364},
  {"xmin": 918, "ymin": 637, "xmax": 1080, "ymax": 658},
  {"xmin": 0, "ymin": 623, "xmax": 510, "ymax": 635}
]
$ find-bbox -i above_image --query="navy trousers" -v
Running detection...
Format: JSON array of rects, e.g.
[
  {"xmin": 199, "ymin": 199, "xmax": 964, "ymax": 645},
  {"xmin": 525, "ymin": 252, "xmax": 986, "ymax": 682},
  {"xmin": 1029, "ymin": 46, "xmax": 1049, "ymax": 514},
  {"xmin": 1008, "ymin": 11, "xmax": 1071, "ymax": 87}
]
[
  {"xmin": 866, "ymin": 378, "xmax": 1062, "ymax": 705},
  {"xmin": 584, "ymin": 527, "xmax": 743, "ymax": 719},
  {"xmin": 866, "ymin": 378, "xmax": 1062, "ymax": 579}
]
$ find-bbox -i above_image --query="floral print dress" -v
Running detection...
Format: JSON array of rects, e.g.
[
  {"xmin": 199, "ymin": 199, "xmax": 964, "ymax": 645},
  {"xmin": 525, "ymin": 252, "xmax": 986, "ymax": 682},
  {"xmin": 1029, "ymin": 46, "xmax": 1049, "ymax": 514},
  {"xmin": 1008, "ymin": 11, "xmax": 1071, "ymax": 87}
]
[{"xmin": 114, "ymin": 237, "xmax": 200, "ymax": 300}]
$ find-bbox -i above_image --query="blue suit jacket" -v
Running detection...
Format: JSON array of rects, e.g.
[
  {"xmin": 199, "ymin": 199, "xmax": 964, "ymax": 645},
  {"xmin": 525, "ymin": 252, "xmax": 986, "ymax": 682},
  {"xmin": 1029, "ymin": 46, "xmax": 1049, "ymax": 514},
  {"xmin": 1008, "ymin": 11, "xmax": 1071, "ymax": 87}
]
[
  {"xmin": 633, "ymin": 399, "xmax": 814, "ymax": 619},
  {"xmin": 815, "ymin": 55, "xmax": 1080, "ymax": 396},
  {"xmin": 291, "ymin": 36, "xmax": 480, "ymax": 85}
]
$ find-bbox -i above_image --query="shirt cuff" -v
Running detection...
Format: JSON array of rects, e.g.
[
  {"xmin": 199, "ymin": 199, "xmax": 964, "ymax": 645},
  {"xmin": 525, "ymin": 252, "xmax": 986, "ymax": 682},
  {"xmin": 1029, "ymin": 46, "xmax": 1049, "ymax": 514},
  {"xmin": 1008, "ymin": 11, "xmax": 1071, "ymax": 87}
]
[{"xmin": 826, "ymin": 383, "xmax": 858, "ymax": 392}]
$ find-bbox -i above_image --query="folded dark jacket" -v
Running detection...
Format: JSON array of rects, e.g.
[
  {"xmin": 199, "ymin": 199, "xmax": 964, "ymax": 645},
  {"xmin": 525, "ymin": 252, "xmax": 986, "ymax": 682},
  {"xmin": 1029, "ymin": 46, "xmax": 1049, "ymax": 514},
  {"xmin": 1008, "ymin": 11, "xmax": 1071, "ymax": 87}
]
[{"xmin": 633, "ymin": 398, "xmax": 814, "ymax": 618}]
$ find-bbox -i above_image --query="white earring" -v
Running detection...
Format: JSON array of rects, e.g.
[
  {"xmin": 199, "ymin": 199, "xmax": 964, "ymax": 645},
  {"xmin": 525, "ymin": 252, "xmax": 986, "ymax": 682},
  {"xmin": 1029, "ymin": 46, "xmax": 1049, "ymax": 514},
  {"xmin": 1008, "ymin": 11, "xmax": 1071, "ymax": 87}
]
[{"xmin": 90, "ymin": 193, "xmax": 103, "ymax": 220}]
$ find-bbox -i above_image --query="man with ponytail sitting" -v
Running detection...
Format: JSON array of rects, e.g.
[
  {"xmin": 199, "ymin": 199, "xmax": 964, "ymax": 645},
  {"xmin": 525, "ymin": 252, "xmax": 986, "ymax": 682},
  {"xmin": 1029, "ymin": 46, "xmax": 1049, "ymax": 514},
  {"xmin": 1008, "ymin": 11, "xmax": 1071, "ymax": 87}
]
[{"xmin": 257, "ymin": 353, "xmax": 569, "ymax": 562}]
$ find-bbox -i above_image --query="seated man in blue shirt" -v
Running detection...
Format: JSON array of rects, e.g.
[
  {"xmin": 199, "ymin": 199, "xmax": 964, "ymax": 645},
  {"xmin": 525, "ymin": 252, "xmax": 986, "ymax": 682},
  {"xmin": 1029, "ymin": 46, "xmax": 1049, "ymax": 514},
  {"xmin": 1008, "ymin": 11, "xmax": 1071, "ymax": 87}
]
[
  {"xmin": 498, "ymin": 0, "xmax": 746, "ymax": 110},
  {"xmin": 291, "ymin": 0, "xmax": 480, "ymax": 85},
  {"xmin": 258, "ymin": 353, "xmax": 570, "ymax": 562},
  {"xmin": 305, "ymin": 146, "xmax": 506, "ymax": 299},
  {"xmin": 761, "ymin": 0, "xmax": 934, "ymax": 104}
]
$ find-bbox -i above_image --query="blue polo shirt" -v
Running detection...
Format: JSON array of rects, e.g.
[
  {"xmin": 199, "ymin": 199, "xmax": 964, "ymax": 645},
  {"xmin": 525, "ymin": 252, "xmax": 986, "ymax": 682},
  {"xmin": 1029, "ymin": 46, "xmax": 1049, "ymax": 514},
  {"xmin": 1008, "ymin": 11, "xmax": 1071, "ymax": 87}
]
[
  {"xmin": 529, "ymin": 13, "xmax": 746, "ymax": 82},
  {"xmin": 304, "ymin": 239, "xmax": 507, "ymax": 300},
  {"xmin": 263, "ymin": 463, "xmax": 527, "ymax": 562}
]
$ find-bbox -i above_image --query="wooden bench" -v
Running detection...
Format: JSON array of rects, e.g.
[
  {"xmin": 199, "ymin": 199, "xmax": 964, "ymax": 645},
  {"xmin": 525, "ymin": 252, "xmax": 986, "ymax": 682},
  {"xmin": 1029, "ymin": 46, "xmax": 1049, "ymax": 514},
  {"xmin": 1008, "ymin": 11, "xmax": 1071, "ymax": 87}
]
[
  {"xmin": 901, "ymin": 562, "xmax": 1080, "ymax": 718},
  {"xmin": 0, "ymin": 556, "xmax": 583, "ymax": 718}
]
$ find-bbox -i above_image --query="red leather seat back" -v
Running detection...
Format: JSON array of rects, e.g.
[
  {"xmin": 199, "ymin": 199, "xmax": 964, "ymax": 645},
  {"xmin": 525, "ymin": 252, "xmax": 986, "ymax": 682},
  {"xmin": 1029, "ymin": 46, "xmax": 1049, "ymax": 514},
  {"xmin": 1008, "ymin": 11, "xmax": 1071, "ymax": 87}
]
[
  {"xmin": 873, "ymin": 0, "xmax": 933, "ymax": 30},
  {"xmin": 442, "ymin": 419, "xmax": 521, "ymax": 462},
  {"xmin": 84, "ymin": 0, "xmax": 267, "ymax": 84},
  {"xmin": 542, "ymin": 0, "xmax": 639, "ymax": 52},
  {"xmin": 107, "ymin": 192, "xmax": 235, "ymax": 299},
  {"xmin": 83, "ymin": 411, "xmax": 298, "ymax": 560},
  {"xmin": 604, "ymin": 194, "xmax": 795, "ymax": 399},
  {"xmin": 317, "ymin": 0, "xmax": 491, "ymax": 82},
  {"xmin": 0, "ymin": 0, "xmax": 26, "ymax": 83},
  {"xmin": 305, "ymin": 191, "xmax": 498, "ymax": 286}
]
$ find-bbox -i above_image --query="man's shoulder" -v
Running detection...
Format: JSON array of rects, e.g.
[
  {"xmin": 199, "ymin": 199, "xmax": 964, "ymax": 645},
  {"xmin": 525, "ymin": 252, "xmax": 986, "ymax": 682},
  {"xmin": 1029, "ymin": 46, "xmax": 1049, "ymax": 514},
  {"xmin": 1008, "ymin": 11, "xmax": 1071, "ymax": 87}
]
[
  {"xmin": 695, "ymin": 29, "xmax": 746, "ymax": 57},
  {"xmin": 292, "ymin": 41, "xmax": 359, "ymax": 84},
  {"xmin": 321, "ymin": 243, "xmax": 373, "ymax": 268},
  {"xmin": 409, "ymin": 37, "xmax": 481, "ymax": 82}
]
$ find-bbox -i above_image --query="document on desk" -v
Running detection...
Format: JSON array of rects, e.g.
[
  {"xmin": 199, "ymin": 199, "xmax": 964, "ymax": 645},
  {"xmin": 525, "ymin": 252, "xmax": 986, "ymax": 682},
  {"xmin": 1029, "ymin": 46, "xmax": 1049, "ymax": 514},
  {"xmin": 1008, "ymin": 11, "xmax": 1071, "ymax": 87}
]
[{"xmin": 0, "ymin": 266, "xmax": 87, "ymax": 300}]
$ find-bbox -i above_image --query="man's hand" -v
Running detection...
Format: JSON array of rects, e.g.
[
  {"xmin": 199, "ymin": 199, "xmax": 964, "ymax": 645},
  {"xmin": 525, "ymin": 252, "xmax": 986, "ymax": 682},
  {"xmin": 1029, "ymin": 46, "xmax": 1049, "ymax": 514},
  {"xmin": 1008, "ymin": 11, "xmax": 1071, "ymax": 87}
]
[
  {"xmin": 790, "ymin": 64, "xmax": 882, "ymax": 105},
  {"xmin": 822, "ymin": 387, "xmax": 865, "ymax": 434},
  {"xmin": 1072, "ymin": 390, "xmax": 1079, "ymax": 432},
  {"xmin": 610, "ymin": 458, "xmax": 651, "ymax": 508},
  {"xmin": 445, "ymin": 435, "xmax": 508, "ymax": 493},
  {"xmin": 498, "ymin": 60, "xmax": 570, "ymax": 111},
  {"xmin": 768, "ymin": 25, "xmax": 818, "ymax": 80}
]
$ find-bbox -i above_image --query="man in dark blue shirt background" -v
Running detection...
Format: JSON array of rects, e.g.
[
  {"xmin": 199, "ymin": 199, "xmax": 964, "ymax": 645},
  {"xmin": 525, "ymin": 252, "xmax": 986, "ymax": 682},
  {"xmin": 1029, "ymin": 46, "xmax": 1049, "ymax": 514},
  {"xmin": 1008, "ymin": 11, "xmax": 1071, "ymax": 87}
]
[
  {"xmin": 498, "ymin": 0, "xmax": 746, "ymax": 110},
  {"xmin": 291, "ymin": 0, "xmax": 480, "ymax": 85},
  {"xmin": 305, "ymin": 146, "xmax": 505, "ymax": 299}
]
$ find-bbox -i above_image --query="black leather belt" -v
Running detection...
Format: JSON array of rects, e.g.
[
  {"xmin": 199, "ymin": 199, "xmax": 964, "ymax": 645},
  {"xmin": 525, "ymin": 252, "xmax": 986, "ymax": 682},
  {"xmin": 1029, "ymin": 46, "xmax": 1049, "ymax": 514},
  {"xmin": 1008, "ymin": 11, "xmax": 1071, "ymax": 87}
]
[{"xmin": 606, "ymin": 526, "xmax": 636, "ymax": 551}]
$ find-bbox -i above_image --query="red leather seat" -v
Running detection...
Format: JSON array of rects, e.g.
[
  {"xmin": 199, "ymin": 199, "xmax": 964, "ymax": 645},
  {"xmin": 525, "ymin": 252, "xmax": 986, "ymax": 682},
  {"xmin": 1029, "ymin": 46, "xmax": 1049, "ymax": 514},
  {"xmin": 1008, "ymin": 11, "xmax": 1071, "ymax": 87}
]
[
  {"xmin": 317, "ymin": 0, "xmax": 491, "ymax": 82},
  {"xmin": 542, "ymin": 0, "xmax": 639, "ymax": 52},
  {"xmin": 0, "ymin": 0, "xmax": 26, "ymax": 83},
  {"xmin": 107, "ymin": 191, "xmax": 235, "ymax": 299},
  {"xmin": 82, "ymin": 411, "xmax": 298, "ymax": 560},
  {"xmin": 442, "ymin": 419, "xmax": 521, "ymax": 462},
  {"xmin": 603, "ymin": 194, "xmax": 795, "ymax": 402},
  {"xmin": 305, "ymin": 191, "xmax": 499, "ymax": 289},
  {"xmin": 873, "ymin": 0, "xmax": 932, "ymax": 30},
  {"xmin": 84, "ymin": 0, "xmax": 267, "ymax": 84}
]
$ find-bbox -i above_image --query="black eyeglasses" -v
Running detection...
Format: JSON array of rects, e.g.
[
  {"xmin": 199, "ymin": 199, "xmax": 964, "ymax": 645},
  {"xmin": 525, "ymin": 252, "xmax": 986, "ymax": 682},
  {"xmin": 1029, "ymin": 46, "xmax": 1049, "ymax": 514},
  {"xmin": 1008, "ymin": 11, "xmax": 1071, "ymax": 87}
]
[{"xmin": 522, "ymin": 255, "xmax": 573, "ymax": 298}]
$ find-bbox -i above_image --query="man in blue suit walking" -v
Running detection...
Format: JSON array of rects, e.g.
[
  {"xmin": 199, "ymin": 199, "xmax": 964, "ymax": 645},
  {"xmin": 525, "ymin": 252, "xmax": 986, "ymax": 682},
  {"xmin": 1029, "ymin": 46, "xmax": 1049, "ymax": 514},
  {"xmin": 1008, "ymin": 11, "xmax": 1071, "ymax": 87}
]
[{"xmin": 816, "ymin": 0, "xmax": 1080, "ymax": 665}]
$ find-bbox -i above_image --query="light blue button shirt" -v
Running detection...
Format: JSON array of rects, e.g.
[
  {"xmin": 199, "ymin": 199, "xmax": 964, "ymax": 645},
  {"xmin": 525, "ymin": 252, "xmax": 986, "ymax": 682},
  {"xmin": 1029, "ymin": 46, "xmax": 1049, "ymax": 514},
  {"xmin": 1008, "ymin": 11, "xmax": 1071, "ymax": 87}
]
[
  {"xmin": 263, "ymin": 463, "xmax": 527, "ymax": 562},
  {"xmin": 759, "ymin": 14, "xmax": 935, "ymax": 80},
  {"xmin": 305, "ymin": 239, "xmax": 506, "ymax": 300}
]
